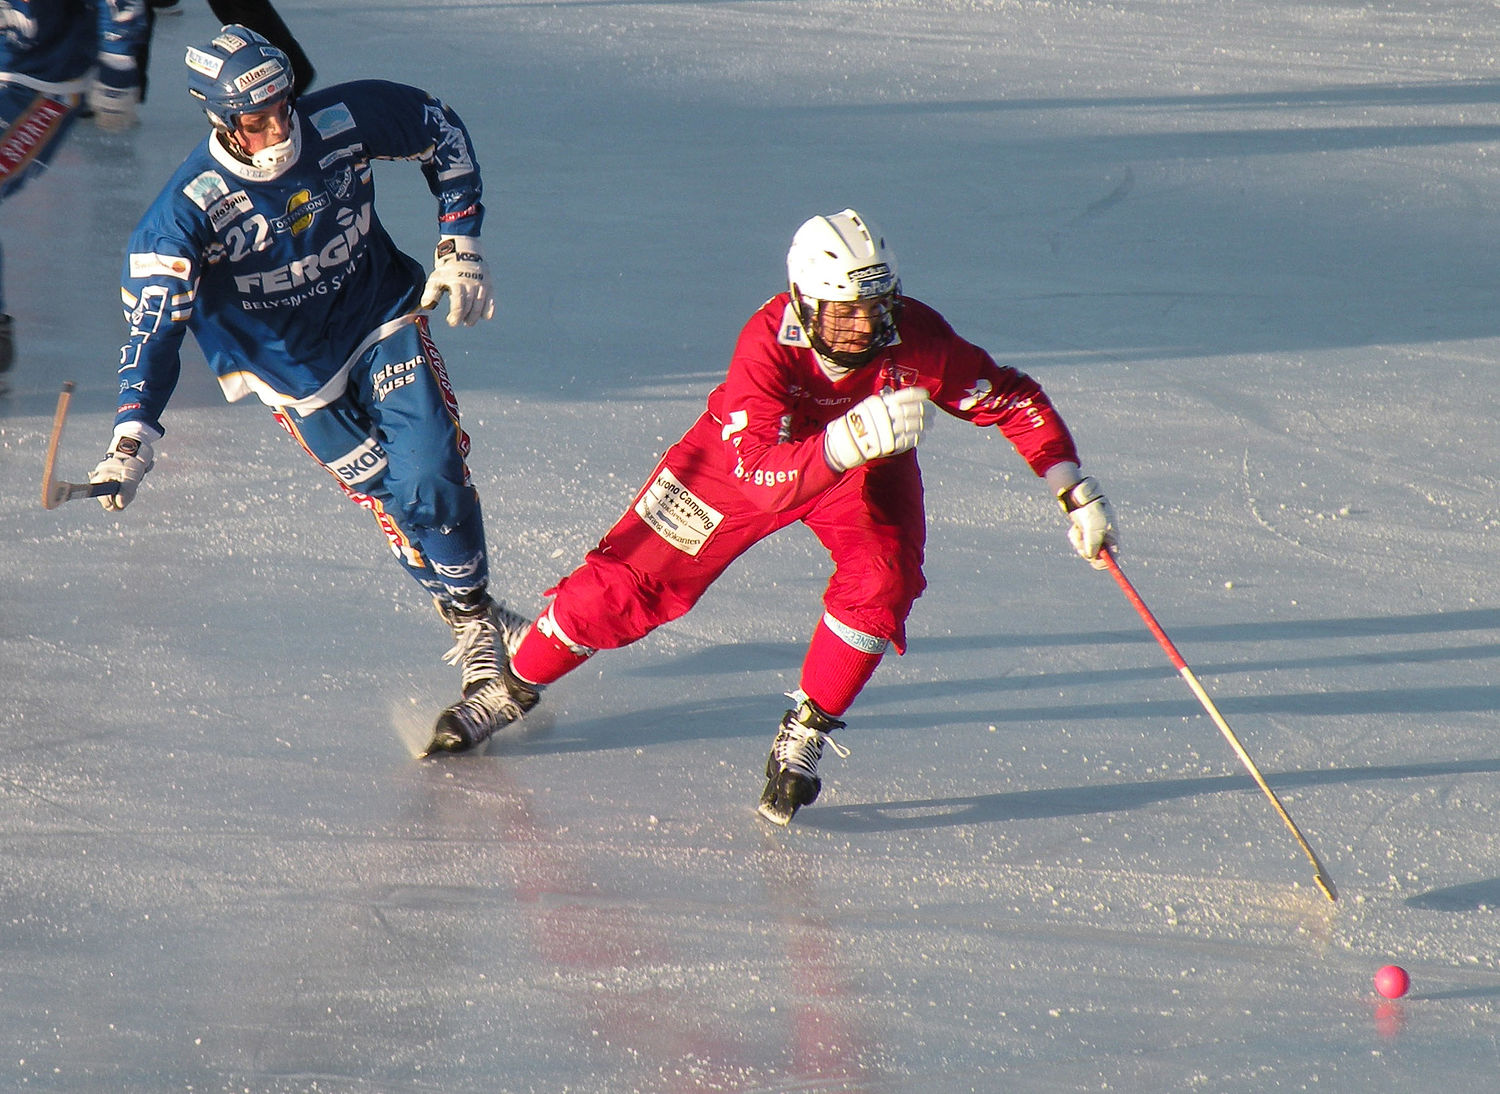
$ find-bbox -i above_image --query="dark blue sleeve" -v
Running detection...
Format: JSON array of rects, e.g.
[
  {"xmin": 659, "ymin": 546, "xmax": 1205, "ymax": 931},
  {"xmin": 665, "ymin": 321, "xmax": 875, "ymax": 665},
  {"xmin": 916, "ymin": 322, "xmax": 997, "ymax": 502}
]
[{"xmin": 318, "ymin": 80, "xmax": 486, "ymax": 238}]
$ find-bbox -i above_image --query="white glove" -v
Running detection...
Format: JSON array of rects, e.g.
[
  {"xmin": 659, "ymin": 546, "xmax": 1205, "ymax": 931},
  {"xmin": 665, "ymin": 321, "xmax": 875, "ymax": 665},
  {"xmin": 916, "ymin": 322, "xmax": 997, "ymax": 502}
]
[
  {"xmin": 420, "ymin": 235, "xmax": 495, "ymax": 327},
  {"xmin": 1057, "ymin": 476, "xmax": 1118, "ymax": 569},
  {"xmin": 88, "ymin": 56, "xmax": 141, "ymax": 131},
  {"xmin": 824, "ymin": 387, "xmax": 929, "ymax": 472},
  {"xmin": 89, "ymin": 430, "xmax": 155, "ymax": 511}
]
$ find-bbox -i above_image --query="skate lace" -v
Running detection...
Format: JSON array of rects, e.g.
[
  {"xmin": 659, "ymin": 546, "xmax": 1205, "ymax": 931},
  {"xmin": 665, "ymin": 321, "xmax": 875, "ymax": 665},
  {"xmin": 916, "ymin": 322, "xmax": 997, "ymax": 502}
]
[
  {"xmin": 772, "ymin": 723, "xmax": 850, "ymax": 778},
  {"xmin": 442, "ymin": 611, "xmax": 502, "ymax": 690}
]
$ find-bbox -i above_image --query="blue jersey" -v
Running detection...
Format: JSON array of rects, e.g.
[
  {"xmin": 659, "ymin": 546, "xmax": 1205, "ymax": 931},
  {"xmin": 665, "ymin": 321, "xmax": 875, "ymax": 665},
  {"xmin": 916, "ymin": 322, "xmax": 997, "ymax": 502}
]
[
  {"xmin": 0, "ymin": 0, "xmax": 145, "ymax": 93},
  {"xmin": 115, "ymin": 79, "xmax": 486, "ymax": 436}
]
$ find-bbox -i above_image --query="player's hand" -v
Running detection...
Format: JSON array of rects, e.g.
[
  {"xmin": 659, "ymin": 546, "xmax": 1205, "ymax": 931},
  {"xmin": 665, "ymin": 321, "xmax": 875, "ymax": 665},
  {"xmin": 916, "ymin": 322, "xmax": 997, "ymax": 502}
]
[
  {"xmin": 89, "ymin": 431, "xmax": 154, "ymax": 511},
  {"xmin": 1057, "ymin": 476, "xmax": 1118, "ymax": 569},
  {"xmin": 824, "ymin": 387, "xmax": 929, "ymax": 472},
  {"xmin": 88, "ymin": 57, "xmax": 141, "ymax": 131},
  {"xmin": 420, "ymin": 235, "xmax": 495, "ymax": 327}
]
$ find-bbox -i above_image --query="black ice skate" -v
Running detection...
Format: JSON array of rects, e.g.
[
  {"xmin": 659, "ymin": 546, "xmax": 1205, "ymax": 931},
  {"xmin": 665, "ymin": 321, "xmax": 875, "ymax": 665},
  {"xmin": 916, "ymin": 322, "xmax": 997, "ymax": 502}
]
[
  {"xmin": 435, "ymin": 594, "xmax": 532, "ymax": 692},
  {"xmin": 426, "ymin": 595, "xmax": 538, "ymax": 754},
  {"xmin": 757, "ymin": 693, "xmax": 849, "ymax": 826},
  {"xmin": 426, "ymin": 666, "xmax": 540, "ymax": 754}
]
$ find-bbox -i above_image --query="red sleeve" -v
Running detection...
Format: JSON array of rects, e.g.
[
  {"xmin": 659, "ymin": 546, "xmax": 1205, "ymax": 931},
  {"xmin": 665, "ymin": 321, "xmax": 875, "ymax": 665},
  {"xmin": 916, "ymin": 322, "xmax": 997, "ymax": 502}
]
[
  {"xmin": 707, "ymin": 300, "xmax": 842, "ymax": 512},
  {"xmin": 903, "ymin": 301, "xmax": 1081, "ymax": 477}
]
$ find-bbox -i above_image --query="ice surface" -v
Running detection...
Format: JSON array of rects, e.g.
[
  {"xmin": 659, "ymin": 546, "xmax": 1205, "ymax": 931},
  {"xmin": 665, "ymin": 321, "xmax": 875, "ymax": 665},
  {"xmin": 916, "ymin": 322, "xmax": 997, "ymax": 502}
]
[{"xmin": 2, "ymin": 2, "xmax": 1499, "ymax": 1090}]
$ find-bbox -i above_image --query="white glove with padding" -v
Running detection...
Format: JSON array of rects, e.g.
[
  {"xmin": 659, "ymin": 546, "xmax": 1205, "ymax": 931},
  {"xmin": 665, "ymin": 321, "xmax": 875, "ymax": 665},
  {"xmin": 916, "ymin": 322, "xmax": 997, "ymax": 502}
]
[
  {"xmin": 89, "ymin": 425, "xmax": 157, "ymax": 511},
  {"xmin": 824, "ymin": 387, "xmax": 929, "ymax": 472},
  {"xmin": 88, "ymin": 55, "xmax": 141, "ymax": 131},
  {"xmin": 1057, "ymin": 475, "xmax": 1119, "ymax": 569},
  {"xmin": 420, "ymin": 235, "xmax": 495, "ymax": 327}
]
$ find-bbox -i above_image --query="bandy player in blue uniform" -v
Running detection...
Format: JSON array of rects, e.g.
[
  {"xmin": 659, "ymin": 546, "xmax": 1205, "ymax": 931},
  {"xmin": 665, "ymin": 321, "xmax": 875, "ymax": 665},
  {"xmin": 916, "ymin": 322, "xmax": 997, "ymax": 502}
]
[
  {"xmin": 88, "ymin": 25, "xmax": 529, "ymax": 749},
  {"xmin": 1, "ymin": 0, "xmax": 148, "ymax": 378}
]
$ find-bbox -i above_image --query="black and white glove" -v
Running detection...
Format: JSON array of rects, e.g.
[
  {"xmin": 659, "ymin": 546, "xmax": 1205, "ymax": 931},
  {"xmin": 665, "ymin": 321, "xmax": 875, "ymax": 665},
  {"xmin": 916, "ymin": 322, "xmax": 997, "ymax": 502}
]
[
  {"xmin": 89, "ymin": 428, "xmax": 156, "ymax": 511},
  {"xmin": 1057, "ymin": 476, "xmax": 1118, "ymax": 569},
  {"xmin": 824, "ymin": 387, "xmax": 929, "ymax": 472},
  {"xmin": 420, "ymin": 235, "xmax": 495, "ymax": 327},
  {"xmin": 87, "ymin": 56, "xmax": 141, "ymax": 131}
]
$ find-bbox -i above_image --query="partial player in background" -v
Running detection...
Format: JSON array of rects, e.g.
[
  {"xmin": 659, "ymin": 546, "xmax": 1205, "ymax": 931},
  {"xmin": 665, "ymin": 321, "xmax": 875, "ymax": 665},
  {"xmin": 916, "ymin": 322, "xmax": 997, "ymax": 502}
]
[
  {"xmin": 485, "ymin": 209, "xmax": 1119, "ymax": 822},
  {"xmin": 0, "ymin": 0, "xmax": 148, "ymax": 385},
  {"xmin": 88, "ymin": 25, "xmax": 528, "ymax": 744}
]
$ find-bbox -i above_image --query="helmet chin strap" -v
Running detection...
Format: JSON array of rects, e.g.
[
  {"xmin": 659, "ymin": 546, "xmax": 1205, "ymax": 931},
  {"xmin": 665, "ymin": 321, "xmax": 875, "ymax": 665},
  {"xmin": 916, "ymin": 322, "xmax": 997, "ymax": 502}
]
[
  {"xmin": 218, "ymin": 112, "xmax": 301, "ymax": 176},
  {"xmin": 250, "ymin": 128, "xmax": 299, "ymax": 172}
]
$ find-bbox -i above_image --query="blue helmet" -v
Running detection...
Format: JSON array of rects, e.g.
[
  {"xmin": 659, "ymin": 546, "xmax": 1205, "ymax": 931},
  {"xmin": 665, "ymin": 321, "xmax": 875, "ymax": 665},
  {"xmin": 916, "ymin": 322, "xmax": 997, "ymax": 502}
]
[{"xmin": 185, "ymin": 25, "xmax": 295, "ymax": 130}]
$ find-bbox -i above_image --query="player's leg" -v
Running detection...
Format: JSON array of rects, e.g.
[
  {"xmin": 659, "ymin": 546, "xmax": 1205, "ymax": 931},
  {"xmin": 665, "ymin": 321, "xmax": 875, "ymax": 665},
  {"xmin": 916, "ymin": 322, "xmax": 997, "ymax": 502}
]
[
  {"xmin": 0, "ymin": 84, "xmax": 84, "ymax": 376},
  {"xmin": 351, "ymin": 317, "xmax": 536, "ymax": 748},
  {"xmin": 270, "ymin": 336, "xmax": 525, "ymax": 748},
  {"xmin": 509, "ymin": 412, "xmax": 786, "ymax": 687},
  {"xmin": 758, "ymin": 455, "xmax": 927, "ymax": 823}
]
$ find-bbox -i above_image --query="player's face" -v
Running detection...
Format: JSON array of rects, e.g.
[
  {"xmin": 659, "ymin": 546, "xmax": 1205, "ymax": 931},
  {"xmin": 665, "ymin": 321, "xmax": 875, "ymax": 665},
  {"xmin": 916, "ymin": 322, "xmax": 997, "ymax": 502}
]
[
  {"xmin": 232, "ymin": 101, "xmax": 292, "ymax": 154},
  {"xmin": 814, "ymin": 297, "xmax": 894, "ymax": 355}
]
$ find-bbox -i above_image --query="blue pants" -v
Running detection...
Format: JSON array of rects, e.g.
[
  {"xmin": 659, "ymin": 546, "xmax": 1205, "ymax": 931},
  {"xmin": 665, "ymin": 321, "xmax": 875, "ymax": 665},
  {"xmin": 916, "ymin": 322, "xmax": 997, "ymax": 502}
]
[
  {"xmin": 273, "ymin": 315, "xmax": 489, "ymax": 604},
  {"xmin": 1, "ymin": 82, "xmax": 83, "ymax": 312}
]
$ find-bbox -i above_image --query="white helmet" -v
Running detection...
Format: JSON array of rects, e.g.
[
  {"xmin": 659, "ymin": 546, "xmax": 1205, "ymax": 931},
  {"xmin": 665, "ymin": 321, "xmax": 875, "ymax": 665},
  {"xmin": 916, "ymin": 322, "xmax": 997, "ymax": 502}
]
[{"xmin": 786, "ymin": 209, "xmax": 901, "ymax": 369}]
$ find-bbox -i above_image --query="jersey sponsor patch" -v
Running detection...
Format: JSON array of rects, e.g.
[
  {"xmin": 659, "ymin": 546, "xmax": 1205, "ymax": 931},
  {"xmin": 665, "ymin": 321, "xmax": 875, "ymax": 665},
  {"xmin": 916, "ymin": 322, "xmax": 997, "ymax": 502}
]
[
  {"xmin": 182, "ymin": 170, "xmax": 232, "ymax": 211},
  {"xmin": 128, "ymin": 252, "xmax": 193, "ymax": 280},
  {"xmin": 207, "ymin": 190, "xmax": 253, "ymax": 231},
  {"xmin": 329, "ymin": 436, "xmax": 387, "ymax": 486},
  {"xmin": 310, "ymin": 104, "xmax": 357, "ymax": 140},
  {"xmin": 635, "ymin": 466, "xmax": 723, "ymax": 557}
]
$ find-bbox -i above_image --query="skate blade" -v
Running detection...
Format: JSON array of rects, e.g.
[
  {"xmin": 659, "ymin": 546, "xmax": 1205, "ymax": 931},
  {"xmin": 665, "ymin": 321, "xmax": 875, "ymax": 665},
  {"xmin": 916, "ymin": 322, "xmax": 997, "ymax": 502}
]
[
  {"xmin": 756, "ymin": 802, "xmax": 796, "ymax": 826},
  {"xmin": 422, "ymin": 719, "xmax": 486, "ymax": 757}
]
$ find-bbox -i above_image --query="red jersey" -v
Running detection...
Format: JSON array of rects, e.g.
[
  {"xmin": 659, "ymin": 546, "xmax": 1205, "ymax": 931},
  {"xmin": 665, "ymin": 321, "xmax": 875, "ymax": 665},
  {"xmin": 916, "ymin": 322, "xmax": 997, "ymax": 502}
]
[{"xmin": 704, "ymin": 293, "xmax": 1081, "ymax": 512}]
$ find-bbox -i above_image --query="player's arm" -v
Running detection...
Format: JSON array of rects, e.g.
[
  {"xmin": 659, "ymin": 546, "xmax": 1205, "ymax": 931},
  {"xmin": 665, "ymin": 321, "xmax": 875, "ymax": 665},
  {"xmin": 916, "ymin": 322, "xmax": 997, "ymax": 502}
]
[
  {"xmin": 89, "ymin": 0, "xmax": 149, "ymax": 130},
  {"xmin": 89, "ymin": 224, "xmax": 198, "ymax": 511},
  {"xmin": 929, "ymin": 326, "xmax": 1118, "ymax": 566},
  {"xmin": 340, "ymin": 81, "xmax": 493, "ymax": 326}
]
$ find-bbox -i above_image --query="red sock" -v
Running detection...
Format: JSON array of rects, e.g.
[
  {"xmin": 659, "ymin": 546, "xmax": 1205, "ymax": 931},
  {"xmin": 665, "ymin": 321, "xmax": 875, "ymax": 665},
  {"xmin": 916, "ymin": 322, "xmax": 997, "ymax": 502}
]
[
  {"xmin": 510, "ymin": 610, "xmax": 591, "ymax": 686},
  {"xmin": 797, "ymin": 615, "xmax": 886, "ymax": 716}
]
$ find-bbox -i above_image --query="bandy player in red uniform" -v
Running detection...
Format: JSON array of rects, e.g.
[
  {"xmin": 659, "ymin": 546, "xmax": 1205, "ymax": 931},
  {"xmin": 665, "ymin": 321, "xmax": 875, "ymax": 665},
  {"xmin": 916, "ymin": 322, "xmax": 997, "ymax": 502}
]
[{"xmin": 446, "ymin": 209, "xmax": 1118, "ymax": 824}]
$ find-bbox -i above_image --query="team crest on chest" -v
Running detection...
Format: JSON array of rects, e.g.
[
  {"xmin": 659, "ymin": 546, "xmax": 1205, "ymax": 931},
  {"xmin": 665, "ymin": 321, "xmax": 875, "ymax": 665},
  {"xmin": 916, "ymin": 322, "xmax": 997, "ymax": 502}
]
[{"xmin": 326, "ymin": 163, "xmax": 356, "ymax": 202}]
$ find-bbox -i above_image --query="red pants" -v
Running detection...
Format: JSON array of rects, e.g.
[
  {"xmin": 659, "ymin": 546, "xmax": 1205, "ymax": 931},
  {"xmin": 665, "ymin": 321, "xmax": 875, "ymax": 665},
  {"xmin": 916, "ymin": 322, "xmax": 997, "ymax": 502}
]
[{"xmin": 546, "ymin": 411, "xmax": 928, "ymax": 656}]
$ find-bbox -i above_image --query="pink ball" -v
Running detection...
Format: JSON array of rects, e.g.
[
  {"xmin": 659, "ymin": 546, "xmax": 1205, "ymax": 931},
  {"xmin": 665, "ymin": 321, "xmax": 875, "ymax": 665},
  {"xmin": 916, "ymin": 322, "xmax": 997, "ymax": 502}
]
[{"xmin": 1374, "ymin": 965, "xmax": 1410, "ymax": 999}]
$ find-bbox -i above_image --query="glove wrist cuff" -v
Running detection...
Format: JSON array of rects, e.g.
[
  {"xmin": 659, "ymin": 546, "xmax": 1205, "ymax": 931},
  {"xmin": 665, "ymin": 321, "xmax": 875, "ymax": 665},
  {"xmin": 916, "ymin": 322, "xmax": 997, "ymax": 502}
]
[
  {"xmin": 435, "ymin": 235, "xmax": 483, "ymax": 262},
  {"xmin": 1057, "ymin": 478, "xmax": 1102, "ymax": 513},
  {"xmin": 111, "ymin": 421, "xmax": 161, "ymax": 447}
]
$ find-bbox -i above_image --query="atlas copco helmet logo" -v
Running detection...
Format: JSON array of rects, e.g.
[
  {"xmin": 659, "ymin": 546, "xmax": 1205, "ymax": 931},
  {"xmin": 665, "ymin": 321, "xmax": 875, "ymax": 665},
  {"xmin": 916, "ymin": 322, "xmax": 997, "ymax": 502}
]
[{"xmin": 236, "ymin": 63, "xmax": 292, "ymax": 105}]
